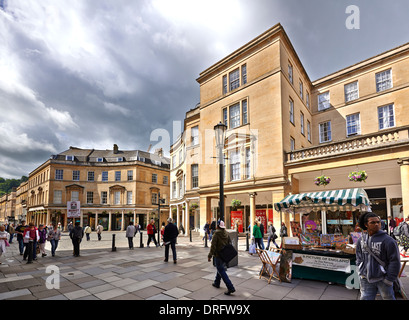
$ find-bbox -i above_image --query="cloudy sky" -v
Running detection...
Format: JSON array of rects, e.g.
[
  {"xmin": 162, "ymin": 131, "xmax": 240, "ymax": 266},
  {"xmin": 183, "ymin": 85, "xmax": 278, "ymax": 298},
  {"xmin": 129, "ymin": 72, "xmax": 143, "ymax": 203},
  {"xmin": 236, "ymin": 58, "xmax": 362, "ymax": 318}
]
[{"xmin": 1, "ymin": 0, "xmax": 409, "ymax": 179}]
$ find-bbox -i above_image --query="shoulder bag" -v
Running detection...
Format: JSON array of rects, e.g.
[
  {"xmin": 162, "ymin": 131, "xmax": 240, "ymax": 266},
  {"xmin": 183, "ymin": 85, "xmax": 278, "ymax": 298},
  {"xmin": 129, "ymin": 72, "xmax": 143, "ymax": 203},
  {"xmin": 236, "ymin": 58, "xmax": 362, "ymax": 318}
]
[{"xmin": 219, "ymin": 237, "xmax": 238, "ymax": 264}]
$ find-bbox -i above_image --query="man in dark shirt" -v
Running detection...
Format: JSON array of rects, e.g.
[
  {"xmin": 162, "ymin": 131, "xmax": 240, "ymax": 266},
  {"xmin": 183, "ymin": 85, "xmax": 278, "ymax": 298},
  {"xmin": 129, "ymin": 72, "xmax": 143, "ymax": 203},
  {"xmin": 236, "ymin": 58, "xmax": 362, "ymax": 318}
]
[
  {"xmin": 163, "ymin": 218, "xmax": 179, "ymax": 263},
  {"xmin": 69, "ymin": 222, "xmax": 84, "ymax": 257},
  {"xmin": 15, "ymin": 220, "xmax": 28, "ymax": 255}
]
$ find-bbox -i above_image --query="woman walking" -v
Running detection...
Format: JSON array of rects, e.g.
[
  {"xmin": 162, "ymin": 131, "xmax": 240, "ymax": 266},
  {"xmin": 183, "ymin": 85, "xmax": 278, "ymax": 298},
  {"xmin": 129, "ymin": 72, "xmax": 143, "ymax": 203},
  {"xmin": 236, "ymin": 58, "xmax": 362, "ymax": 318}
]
[
  {"xmin": 48, "ymin": 224, "xmax": 61, "ymax": 257},
  {"xmin": 266, "ymin": 221, "xmax": 279, "ymax": 249},
  {"xmin": 0, "ymin": 225, "xmax": 10, "ymax": 264},
  {"xmin": 252, "ymin": 219, "xmax": 264, "ymax": 250},
  {"xmin": 38, "ymin": 224, "xmax": 48, "ymax": 257}
]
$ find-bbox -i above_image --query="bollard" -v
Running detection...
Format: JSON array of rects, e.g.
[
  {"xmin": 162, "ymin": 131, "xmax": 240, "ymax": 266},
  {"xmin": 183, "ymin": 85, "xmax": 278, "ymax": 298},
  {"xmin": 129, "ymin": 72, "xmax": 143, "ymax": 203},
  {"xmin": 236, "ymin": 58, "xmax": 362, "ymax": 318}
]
[
  {"xmin": 246, "ymin": 232, "xmax": 249, "ymax": 251},
  {"xmin": 112, "ymin": 234, "xmax": 116, "ymax": 252},
  {"xmin": 204, "ymin": 233, "xmax": 208, "ymax": 248},
  {"xmin": 190, "ymin": 229, "xmax": 192, "ymax": 242},
  {"xmin": 140, "ymin": 231, "xmax": 144, "ymax": 248}
]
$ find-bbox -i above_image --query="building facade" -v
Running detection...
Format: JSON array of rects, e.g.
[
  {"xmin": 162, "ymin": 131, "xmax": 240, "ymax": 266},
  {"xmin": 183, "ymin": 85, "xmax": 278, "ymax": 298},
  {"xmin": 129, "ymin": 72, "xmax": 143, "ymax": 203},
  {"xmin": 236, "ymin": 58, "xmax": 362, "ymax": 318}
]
[
  {"xmin": 25, "ymin": 145, "xmax": 170, "ymax": 231},
  {"xmin": 182, "ymin": 23, "xmax": 409, "ymax": 237}
]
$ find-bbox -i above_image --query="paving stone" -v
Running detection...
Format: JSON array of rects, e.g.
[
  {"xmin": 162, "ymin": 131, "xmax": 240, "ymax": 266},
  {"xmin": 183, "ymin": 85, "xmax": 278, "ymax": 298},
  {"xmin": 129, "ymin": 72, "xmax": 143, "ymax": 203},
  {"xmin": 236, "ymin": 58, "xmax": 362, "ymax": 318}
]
[
  {"xmin": 94, "ymin": 288, "xmax": 128, "ymax": 300},
  {"xmin": 0, "ymin": 289, "xmax": 31, "ymax": 300},
  {"xmin": 163, "ymin": 287, "xmax": 192, "ymax": 299},
  {"xmin": 64, "ymin": 289, "xmax": 91, "ymax": 300}
]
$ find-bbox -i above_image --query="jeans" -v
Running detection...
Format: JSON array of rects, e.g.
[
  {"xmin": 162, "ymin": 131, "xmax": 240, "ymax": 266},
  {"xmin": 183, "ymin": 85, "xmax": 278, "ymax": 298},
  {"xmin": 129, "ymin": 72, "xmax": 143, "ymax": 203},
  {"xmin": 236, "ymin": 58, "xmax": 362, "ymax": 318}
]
[
  {"xmin": 255, "ymin": 237, "xmax": 264, "ymax": 250},
  {"xmin": 18, "ymin": 238, "xmax": 25, "ymax": 254},
  {"xmin": 86, "ymin": 233, "xmax": 90, "ymax": 241},
  {"xmin": 213, "ymin": 257, "xmax": 235, "ymax": 291},
  {"xmin": 147, "ymin": 234, "xmax": 158, "ymax": 247},
  {"xmin": 266, "ymin": 236, "xmax": 279, "ymax": 250},
  {"xmin": 359, "ymin": 277, "xmax": 395, "ymax": 300},
  {"xmin": 72, "ymin": 238, "xmax": 81, "ymax": 256},
  {"xmin": 23, "ymin": 241, "xmax": 37, "ymax": 261},
  {"xmin": 128, "ymin": 237, "xmax": 134, "ymax": 249},
  {"xmin": 165, "ymin": 240, "xmax": 177, "ymax": 261},
  {"xmin": 50, "ymin": 239, "xmax": 59, "ymax": 256}
]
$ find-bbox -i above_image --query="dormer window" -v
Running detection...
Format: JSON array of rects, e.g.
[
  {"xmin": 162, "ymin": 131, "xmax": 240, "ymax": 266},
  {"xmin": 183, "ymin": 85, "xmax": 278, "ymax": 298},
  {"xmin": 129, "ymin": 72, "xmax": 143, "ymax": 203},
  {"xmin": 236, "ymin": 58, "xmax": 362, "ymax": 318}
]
[
  {"xmin": 117, "ymin": 157, "xmax": 123, "ymax": 162},
  {"xmin": 66, "ymin": 155, "xmax": 74, "ymax": 161}
]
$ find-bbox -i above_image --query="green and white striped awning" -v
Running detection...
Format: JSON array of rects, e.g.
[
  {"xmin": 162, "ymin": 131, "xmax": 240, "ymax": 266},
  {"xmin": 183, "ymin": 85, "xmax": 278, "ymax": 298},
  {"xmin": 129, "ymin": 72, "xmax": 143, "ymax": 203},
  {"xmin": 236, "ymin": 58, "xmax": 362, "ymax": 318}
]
[{"xmin": 274, "ymin": 188, "xmax": 371, "ymax": 212}]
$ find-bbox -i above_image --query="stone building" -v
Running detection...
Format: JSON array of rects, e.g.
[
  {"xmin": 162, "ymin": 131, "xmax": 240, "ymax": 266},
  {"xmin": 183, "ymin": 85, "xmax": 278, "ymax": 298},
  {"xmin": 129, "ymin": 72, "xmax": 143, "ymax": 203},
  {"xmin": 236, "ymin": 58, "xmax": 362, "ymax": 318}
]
[{"xmin": 177, "ymin": 23, "xmax": 409, "ymax": 237}]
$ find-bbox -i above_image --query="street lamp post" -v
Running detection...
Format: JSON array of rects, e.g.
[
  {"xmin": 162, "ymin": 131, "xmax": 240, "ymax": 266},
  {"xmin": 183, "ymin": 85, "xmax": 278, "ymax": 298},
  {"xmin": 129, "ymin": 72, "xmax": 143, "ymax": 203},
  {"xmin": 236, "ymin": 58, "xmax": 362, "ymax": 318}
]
[
  {"xmin": 158, "ymin": 191, "xmax": 166, "ymax": 244},
  {"xmin": 214, "ymin": 122, "xmax": 227, "ymax": 223}
]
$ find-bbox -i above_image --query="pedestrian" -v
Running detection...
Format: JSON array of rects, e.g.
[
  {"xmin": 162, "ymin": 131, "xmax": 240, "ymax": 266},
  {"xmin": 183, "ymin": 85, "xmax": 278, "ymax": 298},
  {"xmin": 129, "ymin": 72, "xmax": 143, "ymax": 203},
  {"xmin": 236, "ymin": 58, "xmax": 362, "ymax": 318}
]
[
  {"xmin": 163, "ymin": 217, "xmax": 179, "ymax": 263},
  {"xmin": 68, "ymin": 221, "xmax": 73, "ymax": 233},
  {"xmin": 266, "ymin": 221, "xmax": 279, "ymax": 249},
  {"xmin": 356, "ymin": 212, "xmax": 401, "ymax": 300},
  {"xmin": 388, "ymin": 216, "xmax": 397, "ymax": 238},
  {"xmin": 397, "ymin": 216, "xmax": 409, "ymax": 258},
  {"xmin": 280, "ymin": 222, "xmax": 288, "ymax": 239},
  {"xmin": 15, "ymin": 220, "xmax": 28, "ymax": 255},
  {"xmin": 160, "ymin": 222, "xmax": 165, "ymax": 246},
  {"xmin": 23, "ymin": 222, "xmax": 39, "ymax": 264},
  {"xmin": 84, "ymin": 225, "xmax": 92, "ymax": 241},
  {"xmin": 126, "ymin": 221, "xmax": 137, "ymax": 249},
  {"xmin": 147, "ymin": 219, "xmax": 159, "ymax": 248},
  {"xmin": 207, "ymin": 220, "xmax": 236, "ymax": 295},
  {"xmin": 48, "ymin": 224, "xmax": 61, "ymax": 257},
  {"xmin": 96, "ymin": 223, "xmax": 103, "ymax": 241},
  {"xmin": 38, "ymin": 224, "xmax": 47, "ymax": 257},
  {"xmin": 209, "ymin": 218, "xmax": 216, "ymax": 242},
  {"xmin": 70, "ymin": 222, "xmax": 84, "ymax": 257},
  {"xmin": 0, "ymin": 225, "xmax": 10, "ymax": 265},
  {"xmin": 6, "ymin": 223, "xmax": 14, "ymax": 244},
  {"xmin": 179, "ymin": 223, "xmax": 185, "ymax": 235},
  {"xmin": 253, "ymin": 219, "xmax": 264, "ymax": 250},
  {"xmin": 203, "ymin": 221, "xmax": 210, "ymax": 242}
]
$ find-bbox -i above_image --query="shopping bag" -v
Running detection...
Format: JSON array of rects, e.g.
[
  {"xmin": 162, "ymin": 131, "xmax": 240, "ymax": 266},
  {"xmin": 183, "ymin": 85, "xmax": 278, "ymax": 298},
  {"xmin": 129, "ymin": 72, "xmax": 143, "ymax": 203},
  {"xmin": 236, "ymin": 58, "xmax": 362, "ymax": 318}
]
[
  {"xmin": 249, "ymin": 242, "xmax": 256, "ymax": 254},
  {"xmin": 220, "ymin": 243, "xmax": 237, "ymax": 263}
]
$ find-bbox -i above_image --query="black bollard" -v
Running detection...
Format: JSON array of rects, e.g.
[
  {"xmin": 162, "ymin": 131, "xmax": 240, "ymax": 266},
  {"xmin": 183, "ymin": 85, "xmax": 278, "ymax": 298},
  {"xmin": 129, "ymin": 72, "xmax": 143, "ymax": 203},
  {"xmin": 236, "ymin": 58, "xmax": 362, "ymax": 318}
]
[
  {"xmin": 190, "ymin": 229, "xmax": 192, "ymax": 242},
  {"xmin": 204, "ymin": 233, "xmax": 208, "ymax": 248},
  {"xmin": 112, "ymin": 234, "xmax": 116, "ymax": 252},
  {"xmin": 246, "ymin": 232, "xmax": 249, "ymax": 251},
  {"xmin": 140, "ymin": 231, "xmax": 144, "ymax": 248}
]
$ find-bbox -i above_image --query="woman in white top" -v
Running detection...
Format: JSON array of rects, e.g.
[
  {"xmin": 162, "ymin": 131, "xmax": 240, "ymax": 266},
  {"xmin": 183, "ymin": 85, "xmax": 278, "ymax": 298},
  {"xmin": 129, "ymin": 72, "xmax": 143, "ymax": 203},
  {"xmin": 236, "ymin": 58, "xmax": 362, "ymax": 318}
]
[{"xmin": 0, "ymin": 225, "xmax": 10, "ymax": 264}]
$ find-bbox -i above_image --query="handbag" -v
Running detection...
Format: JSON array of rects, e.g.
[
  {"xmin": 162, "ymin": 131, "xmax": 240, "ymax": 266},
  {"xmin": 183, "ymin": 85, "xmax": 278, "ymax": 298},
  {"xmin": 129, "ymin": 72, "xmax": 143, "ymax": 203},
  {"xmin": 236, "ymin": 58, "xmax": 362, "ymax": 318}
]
[
  {"xmin": 5, "ymin": 240, "xmax": 10, "ymax": 247},
  {"xmin": 365, "ymin": 241, "xmax": 407, "ymax": 300},
  {"xmin": 219, "ymin": 239, "xmax": 237, "ymax": 264}
]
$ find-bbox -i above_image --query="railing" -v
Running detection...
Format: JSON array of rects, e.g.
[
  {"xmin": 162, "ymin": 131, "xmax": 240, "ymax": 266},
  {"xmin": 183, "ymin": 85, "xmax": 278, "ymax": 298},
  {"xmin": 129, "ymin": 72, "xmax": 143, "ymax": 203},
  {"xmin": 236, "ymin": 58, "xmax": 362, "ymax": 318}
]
[{"xmin": 287, "ymin": 126, "xmax": 409, "ymax": 163}]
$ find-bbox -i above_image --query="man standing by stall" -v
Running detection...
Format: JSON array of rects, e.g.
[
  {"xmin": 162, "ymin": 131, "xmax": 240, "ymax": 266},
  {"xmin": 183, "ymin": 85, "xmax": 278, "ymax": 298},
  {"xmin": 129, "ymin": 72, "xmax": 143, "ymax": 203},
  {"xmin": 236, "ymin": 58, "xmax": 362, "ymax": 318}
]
[{"xmin": 356, "ymin": 213, "xmax": 401, "ymax": 300}]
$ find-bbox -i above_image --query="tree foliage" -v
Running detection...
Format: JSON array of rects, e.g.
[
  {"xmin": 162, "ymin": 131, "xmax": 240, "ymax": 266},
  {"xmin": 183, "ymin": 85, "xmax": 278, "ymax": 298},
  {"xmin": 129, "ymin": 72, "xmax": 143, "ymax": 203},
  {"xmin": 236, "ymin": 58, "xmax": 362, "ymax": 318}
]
[{"xmin": 0, "ymin": 176, "xmax": 28, "ymax": 197}]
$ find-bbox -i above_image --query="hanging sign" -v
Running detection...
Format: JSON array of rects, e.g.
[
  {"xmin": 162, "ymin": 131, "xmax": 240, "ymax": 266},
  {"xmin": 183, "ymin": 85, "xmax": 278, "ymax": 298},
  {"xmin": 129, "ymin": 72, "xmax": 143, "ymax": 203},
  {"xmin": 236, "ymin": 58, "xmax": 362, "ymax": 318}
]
[{"xmin": 67, "ymin": 201, "xmax": 81, "ymax": 218}]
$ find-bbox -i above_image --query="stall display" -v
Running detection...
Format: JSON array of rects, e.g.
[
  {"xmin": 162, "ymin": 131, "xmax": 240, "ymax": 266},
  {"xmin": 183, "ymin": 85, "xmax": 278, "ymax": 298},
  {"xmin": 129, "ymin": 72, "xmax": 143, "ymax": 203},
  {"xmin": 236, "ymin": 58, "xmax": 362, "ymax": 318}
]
[{"xmin": 274, "ymin": 188, "xmax": 371, "ymax": 287}]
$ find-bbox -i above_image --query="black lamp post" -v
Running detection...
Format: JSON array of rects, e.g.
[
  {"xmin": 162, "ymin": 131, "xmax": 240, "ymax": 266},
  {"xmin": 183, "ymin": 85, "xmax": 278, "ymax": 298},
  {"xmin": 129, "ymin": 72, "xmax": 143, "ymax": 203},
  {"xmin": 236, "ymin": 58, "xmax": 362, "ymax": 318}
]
[{"xmin": 214, "ymin": 122, "xmax": 227, "ymax": 223}]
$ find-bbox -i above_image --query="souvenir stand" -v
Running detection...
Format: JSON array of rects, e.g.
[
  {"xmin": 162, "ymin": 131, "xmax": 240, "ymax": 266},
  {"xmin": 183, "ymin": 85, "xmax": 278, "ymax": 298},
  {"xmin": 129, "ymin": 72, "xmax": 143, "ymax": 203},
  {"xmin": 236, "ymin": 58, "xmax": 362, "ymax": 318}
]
[{"xmin": 274, "ymin": 188, "xmax": 371, "ymax": 287}]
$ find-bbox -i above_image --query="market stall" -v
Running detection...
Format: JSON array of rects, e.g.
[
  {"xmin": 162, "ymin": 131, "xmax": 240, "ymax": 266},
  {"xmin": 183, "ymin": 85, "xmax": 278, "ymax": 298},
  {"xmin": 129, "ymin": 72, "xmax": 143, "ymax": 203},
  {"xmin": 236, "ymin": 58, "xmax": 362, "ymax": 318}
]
[{"xmin": 274, "ymin": 188, "xmax": 371, "ymax": 287}]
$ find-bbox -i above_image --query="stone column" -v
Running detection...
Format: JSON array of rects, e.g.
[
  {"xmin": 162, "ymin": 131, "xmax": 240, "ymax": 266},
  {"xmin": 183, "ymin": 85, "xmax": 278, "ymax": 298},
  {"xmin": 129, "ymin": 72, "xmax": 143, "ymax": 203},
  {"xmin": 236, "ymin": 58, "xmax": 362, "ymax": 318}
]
[
  {"xmin": 398, "ymin": 158, "xmax": 409, "ymax": 218},
  {"xmin": 108, "ymin": 212, "xmax": 112, "ymax": 231},
  {"xmin": 121, "ymin": 210, "xmax": 125, "ymax": 231},
  {"xmin": 249, "ymin": 193, "xmax": 257, "ymax": 236},
  {"xmin": 95, "ymin": 212, "xmax": 98, "ymax": 230}
]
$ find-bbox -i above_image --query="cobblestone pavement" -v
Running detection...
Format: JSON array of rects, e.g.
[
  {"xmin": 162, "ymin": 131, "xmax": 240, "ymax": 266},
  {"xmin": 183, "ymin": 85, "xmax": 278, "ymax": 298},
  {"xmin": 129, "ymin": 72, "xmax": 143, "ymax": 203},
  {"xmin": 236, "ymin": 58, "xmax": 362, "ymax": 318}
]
[{"xmin": 0, "ymin": 231, "xmax": 407, "ymax": 301}]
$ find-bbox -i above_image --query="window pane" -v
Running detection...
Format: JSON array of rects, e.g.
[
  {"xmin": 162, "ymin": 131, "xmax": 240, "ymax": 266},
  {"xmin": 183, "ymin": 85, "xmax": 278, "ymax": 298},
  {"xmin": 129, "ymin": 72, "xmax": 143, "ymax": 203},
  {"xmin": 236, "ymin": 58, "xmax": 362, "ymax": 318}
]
[
  {"xmin": 345, "ymin": 81, "xmax": 359, "ymax": 102},
  {"xmin": 242, "ymin": 64, "xmax": 247, "ymax": 85},
  {"xmin": 318, "ymin": 92, "xmax": 330, "ymax": 111},
  {"xmin": 56, "ymin": 170, "xmax": 63, "ymax": 180},
  {"xmin": 230, "ymin": 150, "xmax": 240, "ymax": 181},
  {"xmin": 229, "ymin": 103, "xmax": 240, "ymax": 128},
  {"xmin": 378, "ymin": 104, "xmax": 395, "ymax": 130},
  {"xmin": 191, "ymin": 126, "xmax": 199, "ymax": 146},
  {"xmin": 289, "ymin": 99, "xmax": 294, "ymax": 124},
  {"xmin": 88, "ymin": 171, "xmax": 94, "ymax": 181},
  {"xmin": 54, "ymin": 190, "xmax": 62, "ymax": 204},
  {"xmin": 102, "ymin": 171, "xmax": 108, "ymax": 182},
  {"xmin": 376, "ymin": 70, "xmax": 392, "ymax": 92},
  {"xmin": 115, "ymin": 171, "xmax": 121, "ymax": 181},
  {"xmin": 319, "ymin": 121, "xmax": 332, "ymax": 143},
  {"xmin": 192, "ymin": 164, "xmax": 199, "ymax": 188},
  {"xmin": 229, "ymin": 69, "xmax": 240, "ymax": 91},
  {"xmin": 346, "ymin": 113, "xmax": 360, "ymax": 136},
  {"xmin": 242, "ymin": 100, "xmax": 248, "ymax": 125},
  {"xmin": 73, "ymin": 170, "xmax": 80, "ymax": 181},
  {"xmin": 87, "ymin": 191, "xmax": 93, "ymax": 204}
]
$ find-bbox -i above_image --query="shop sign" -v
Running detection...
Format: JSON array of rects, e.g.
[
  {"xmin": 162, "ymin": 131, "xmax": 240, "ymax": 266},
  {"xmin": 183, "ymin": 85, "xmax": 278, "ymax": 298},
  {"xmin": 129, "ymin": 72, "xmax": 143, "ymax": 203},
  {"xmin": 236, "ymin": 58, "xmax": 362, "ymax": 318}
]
[
  {"xmin": 292, "ymin": 253, "xmax": 351, "ymax": 273},
  {"xmin": 67, "ymin": 201, "xmax": 81, "ymax": 218},
  {"xmin": 231, "ymin": 211, "xmax": 243, "ymax": 232}
]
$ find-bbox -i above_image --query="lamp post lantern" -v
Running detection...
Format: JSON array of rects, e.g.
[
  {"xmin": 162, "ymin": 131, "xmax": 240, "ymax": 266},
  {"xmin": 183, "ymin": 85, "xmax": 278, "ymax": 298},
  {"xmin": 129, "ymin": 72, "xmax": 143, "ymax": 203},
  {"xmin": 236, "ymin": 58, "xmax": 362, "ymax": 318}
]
[{"xmin": 214, "ymin": 122, "xmax": 227, "ymax": 223}]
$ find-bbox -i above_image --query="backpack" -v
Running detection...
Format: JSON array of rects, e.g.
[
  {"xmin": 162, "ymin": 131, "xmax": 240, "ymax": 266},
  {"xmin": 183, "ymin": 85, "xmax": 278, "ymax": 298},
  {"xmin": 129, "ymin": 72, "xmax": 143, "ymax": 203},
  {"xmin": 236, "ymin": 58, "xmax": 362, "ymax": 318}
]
[{"xmin": 393, "ymin": 222, "xmax": 405, "ymax": 237}]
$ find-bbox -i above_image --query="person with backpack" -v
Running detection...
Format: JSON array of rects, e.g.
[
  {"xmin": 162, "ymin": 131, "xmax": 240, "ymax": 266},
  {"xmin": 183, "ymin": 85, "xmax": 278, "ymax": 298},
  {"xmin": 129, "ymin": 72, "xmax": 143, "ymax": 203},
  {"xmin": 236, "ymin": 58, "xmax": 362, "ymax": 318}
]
[
  {"xmin": 395, "ymin": 216, "xmax": 409, "ymax": 257},
  {"xmin": 84, "ymin": 225, "xmax": 92, "ymax": 241},
  {"xmin": 356, "ymin": 212, "xmax": 401, "ymax": 300},
  {"xmin": 69, "ymin": 222, "xmax": 84, "ymax": 257}
]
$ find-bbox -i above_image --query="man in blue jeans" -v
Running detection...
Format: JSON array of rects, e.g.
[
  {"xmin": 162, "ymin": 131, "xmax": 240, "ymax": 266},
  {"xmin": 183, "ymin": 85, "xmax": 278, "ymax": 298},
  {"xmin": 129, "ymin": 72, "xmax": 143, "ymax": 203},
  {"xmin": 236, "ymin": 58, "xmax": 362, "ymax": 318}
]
[
  {"xmin": 208, "ymin": 220, "xmax": 235, "ymax": 295},
  {"xmin": 356, "ymin": 212, "xmax": 401, "ymax": 300}
]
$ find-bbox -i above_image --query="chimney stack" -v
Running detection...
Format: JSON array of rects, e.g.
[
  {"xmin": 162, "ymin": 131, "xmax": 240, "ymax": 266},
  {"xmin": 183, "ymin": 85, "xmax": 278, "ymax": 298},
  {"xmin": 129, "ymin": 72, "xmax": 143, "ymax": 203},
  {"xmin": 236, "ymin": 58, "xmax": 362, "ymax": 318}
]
[{"xmin": 113, "ymin": 144, "xmax": 119, "ymax": 154}]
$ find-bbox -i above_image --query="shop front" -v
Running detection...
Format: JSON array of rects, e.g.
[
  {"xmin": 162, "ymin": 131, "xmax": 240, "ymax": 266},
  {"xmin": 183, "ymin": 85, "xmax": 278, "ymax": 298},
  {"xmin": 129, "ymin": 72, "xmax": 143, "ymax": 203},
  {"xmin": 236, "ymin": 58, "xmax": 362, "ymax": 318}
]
[{"xmin": 274, "ymin": 188, "xmax": 371, "ymax": 287}]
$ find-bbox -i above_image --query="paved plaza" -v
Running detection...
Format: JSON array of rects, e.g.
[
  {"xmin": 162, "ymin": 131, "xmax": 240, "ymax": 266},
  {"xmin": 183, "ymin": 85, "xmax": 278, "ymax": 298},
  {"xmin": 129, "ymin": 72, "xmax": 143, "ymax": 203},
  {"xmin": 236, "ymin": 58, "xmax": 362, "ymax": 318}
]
[{"xmin": 0, "ymin": 231, "xmax": 407, "ymax": 301}]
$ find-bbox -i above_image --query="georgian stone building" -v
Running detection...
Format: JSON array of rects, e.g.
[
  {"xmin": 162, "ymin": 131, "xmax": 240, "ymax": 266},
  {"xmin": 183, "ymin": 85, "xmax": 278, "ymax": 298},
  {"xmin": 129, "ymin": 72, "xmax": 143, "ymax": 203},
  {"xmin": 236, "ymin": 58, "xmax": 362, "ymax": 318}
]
[
  {"xmin": 176, "ymin": 23, "xmax": 409, "ymax": 237},
  {"xmin": 26, "ymin": 145, "xmax": 170, "ymax": 231}
]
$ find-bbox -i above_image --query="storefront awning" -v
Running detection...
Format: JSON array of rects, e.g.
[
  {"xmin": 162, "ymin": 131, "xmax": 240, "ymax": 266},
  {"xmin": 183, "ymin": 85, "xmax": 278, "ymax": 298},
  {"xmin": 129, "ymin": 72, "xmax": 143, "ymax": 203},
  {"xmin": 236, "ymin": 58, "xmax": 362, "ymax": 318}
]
[{"xmin": 274, "ymin": 188, "xmax": 371, "ymax": 212}]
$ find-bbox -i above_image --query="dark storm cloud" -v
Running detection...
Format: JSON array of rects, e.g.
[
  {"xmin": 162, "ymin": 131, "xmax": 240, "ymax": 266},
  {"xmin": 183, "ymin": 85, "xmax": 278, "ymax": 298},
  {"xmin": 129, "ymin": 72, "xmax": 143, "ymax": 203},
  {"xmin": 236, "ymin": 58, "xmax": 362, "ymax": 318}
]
[{"xmin": 1, "ymin": 0, "xmax": 409, "ymax": 178}]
